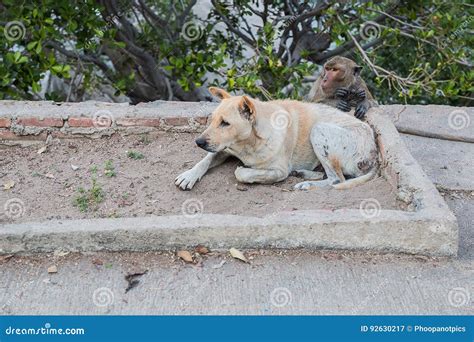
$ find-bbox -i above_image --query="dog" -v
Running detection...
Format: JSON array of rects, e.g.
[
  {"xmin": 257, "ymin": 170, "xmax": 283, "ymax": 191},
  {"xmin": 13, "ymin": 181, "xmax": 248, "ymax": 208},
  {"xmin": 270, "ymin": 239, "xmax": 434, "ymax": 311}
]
[{"xmin": 175, "ymin": 87, "xmax": 378, "ymax": 190}]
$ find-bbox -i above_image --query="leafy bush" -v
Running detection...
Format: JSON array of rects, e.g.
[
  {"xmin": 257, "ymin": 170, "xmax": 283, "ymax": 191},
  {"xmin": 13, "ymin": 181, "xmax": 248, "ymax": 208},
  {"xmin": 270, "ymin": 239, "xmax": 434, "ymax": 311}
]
[{"xmin": 0, "ymin": 0, "xmax": 472, "ymax": 105}]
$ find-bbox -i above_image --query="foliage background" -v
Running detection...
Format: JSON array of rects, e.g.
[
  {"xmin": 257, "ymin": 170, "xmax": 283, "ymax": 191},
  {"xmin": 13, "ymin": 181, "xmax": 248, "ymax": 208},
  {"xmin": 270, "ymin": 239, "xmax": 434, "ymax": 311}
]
[{"xmin": 0, "ymin": 0, "xmax": 472, "ymax": 105}]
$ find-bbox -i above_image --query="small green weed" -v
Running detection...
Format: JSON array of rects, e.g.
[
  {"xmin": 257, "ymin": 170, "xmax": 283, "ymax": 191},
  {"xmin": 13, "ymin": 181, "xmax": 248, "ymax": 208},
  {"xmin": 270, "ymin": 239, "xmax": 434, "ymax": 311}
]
[
  {"xmin": 73, "ymin": 178, "xmax": 104, "ymax": 212},
  {"xmin": 127, "ymin": 150, "xmax": 144, "ymax": 160}
]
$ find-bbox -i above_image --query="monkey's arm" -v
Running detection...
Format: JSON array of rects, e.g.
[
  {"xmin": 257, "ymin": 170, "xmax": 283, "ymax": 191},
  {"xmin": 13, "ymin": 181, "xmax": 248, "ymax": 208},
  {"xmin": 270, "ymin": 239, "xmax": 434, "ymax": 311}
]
[{"xmin": 353, "ymin": 89, "xmax": 378, "ymax": 119}]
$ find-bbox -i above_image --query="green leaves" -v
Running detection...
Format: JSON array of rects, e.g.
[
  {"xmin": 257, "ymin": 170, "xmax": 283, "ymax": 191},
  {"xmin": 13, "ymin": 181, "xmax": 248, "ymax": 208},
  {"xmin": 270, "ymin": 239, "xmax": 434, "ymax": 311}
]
[
  {"xmin": 51, "ymin": 64, "xmax": 71, "ymax": 78},
  {"xmin": 8, "ymin": 51, "xmax": 28, "ymax": 64},
  {"xmin": 0, "ymin": 0, "xmax": 471, "ymax": 104}
]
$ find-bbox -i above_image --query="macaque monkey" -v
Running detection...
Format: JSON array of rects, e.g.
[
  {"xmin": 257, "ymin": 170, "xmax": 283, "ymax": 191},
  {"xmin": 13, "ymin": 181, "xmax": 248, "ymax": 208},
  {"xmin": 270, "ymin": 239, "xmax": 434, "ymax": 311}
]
[{"xmin": 308, "ymin": 56, "xmax": 377, "ymax": 119}]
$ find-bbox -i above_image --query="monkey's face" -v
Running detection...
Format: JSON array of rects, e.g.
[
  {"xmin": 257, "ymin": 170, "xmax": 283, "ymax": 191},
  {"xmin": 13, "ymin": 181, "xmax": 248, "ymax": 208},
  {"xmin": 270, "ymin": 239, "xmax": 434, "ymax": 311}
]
[{"xmin": 321, "ymin": 62, "xmax": 348, "ymax": 95}]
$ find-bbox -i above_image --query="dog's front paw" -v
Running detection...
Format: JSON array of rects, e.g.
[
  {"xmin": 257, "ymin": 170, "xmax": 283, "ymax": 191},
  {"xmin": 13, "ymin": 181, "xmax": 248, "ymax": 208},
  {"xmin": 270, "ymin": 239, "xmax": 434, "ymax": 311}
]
[{"xmin": 175, "ymin": 169, "xmax": 201, "ymax": 190}]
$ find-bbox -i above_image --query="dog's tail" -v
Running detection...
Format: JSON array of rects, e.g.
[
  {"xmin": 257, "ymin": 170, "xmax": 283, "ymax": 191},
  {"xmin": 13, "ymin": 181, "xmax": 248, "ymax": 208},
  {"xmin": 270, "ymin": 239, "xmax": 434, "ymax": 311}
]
[{"xmin": 332, "ymin": 169, "xmax": 377, "ymax": 190}]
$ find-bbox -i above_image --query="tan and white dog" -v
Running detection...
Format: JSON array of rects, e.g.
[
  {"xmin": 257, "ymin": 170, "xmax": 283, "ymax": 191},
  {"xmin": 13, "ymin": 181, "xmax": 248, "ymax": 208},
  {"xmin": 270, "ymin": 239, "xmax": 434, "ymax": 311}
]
[{"xmin": 175, "ymin": 87, "xmax": 378, "ymax": 190}]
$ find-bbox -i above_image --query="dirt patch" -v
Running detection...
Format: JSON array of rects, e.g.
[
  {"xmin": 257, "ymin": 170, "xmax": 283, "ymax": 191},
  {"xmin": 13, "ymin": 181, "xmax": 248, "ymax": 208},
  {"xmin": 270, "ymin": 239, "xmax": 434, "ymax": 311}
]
[{"xmin": 0, "ymin": 132, "xmax": 402, "ymax": 223}]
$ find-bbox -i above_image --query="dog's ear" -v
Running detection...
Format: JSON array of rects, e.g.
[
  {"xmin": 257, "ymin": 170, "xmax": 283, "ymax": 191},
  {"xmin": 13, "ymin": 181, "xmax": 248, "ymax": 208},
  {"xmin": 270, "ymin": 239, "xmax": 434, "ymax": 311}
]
[
  {"xmin": 208, "ymin": 87, "xmax": 231, "ymax": 101},
  {"xmin": 238, "ymin": 96, "xmax": 256, "ymax": 123}
]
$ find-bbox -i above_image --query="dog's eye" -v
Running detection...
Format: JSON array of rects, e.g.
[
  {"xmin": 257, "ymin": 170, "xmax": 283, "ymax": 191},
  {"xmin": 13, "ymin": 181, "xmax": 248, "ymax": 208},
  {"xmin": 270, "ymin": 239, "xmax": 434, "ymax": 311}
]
[{"xmin": 220, "ymin": 120, "xmax": 230, "ymax": 127}]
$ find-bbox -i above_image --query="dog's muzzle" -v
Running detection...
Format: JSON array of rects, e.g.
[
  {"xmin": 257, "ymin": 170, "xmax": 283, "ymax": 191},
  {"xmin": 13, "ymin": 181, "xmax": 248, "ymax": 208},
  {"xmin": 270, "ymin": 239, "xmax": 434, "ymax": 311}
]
[{"xmin": 195, "ymin": 137, "xmax": 209, "ymax": 149}]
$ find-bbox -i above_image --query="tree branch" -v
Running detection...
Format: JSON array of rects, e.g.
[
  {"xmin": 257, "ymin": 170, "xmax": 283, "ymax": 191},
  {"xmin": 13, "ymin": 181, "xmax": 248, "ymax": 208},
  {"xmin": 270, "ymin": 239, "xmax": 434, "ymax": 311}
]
[{"xmin": 210, "ymin": 0, "xmax": 256, "ymax": 47}]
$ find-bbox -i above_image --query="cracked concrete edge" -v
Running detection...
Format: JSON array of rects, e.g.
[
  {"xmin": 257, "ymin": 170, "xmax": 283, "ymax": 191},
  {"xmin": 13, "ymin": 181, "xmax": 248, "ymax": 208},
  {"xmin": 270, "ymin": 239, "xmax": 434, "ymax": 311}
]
[
  {"xmin": 381, "ymin": 104, "xmax": 474, "ymax": 143},
  {"xmin": 0, "ymin": 210, "xmax": 457, "ymax": 256},
  {"xmin": 368, "ymin": 109, "xmax": 455, "ymax": 212},
  {"xmin": 0, "ymin": 105, "xmax": 459, "ymax": 256}
]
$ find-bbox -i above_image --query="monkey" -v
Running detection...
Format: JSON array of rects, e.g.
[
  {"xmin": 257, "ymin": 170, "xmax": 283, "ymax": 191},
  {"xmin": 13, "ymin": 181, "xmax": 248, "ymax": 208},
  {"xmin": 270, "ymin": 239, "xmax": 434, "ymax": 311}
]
[{"xmin": 307, "ymin": 56, "xmax": 377, "ymax": 119}]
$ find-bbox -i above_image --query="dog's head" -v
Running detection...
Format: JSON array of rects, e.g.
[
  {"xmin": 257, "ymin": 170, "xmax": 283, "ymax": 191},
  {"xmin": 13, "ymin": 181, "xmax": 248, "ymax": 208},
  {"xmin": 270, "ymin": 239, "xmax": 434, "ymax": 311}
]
[{"xmin": 195, "ymin": 87, "xmax": 256, "ymax": 153}]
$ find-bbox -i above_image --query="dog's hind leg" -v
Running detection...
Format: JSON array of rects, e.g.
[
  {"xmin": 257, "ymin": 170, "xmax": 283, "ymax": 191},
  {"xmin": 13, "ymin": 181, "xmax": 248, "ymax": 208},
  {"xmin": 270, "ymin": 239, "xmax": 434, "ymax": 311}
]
[
  {"xmin": 235, "ymin": 166, "xmax": 288, "ymax": 184},
  {"xmin": 294, "ymin": 122, "xmax": 376, "ymax": 190},
  {"xmin": 293, "ymin": 157, "xmax": 340, "ymax": 190}
]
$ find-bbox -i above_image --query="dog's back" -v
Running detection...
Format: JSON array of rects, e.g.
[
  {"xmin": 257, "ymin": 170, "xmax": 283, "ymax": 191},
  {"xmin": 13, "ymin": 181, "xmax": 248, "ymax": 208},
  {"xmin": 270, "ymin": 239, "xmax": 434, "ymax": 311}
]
[{"xmin": 269, "ymin": 100, "xmax": 373, "ymax": 170}]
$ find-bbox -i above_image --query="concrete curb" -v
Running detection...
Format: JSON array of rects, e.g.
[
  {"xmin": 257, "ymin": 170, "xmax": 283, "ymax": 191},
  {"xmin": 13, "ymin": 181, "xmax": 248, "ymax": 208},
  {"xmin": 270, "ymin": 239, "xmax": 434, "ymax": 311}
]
[{"xmin": 0, "ymin": 104, "xmax": 459, "ymax": 256}]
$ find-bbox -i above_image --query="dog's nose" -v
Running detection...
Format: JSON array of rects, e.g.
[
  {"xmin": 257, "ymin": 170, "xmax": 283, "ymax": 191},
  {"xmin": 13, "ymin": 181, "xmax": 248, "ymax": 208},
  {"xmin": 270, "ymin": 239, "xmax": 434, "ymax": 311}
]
[{"xmin": 195, "ymin": 137, "xmax": 208, "ymax": 148}]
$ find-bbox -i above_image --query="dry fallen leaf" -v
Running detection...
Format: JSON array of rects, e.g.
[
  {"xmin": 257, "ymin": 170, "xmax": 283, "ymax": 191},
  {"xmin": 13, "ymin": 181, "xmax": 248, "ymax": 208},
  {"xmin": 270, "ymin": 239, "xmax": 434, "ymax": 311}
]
[
  {"xmin": 195, "ymin": 245, "xmax": 209, "ymax": 255},
  {"xmin": 3, "ymin": 180, "xmax": 15, "ymax": 190},
  {"xmin": 45, "ymin": 134, "xmax": 53, "ymax": 146},
  {"xmin": 92, "ymin": 258, "xmax": 103, "ymax": 266},
  {"xmin": 236, "ymin": 184, "xmax": 248, "ymax": 191},
  {"xmin": 53, "ymin": 249, "xmax": 70, "ymax": 257},
  {"xmin": 47, "ymin": 265, "xmax": 58, "ymax": 274},
  {"xmin": 0, "ymin": 255, "xmax": 14, "ymax": 262},
  {"xmin": 177, "ymin": 250, "xmax": 194, "ymax": 263},
  {"xmin": 37, "ymin": 146, "xmax": 47, "ymax": 154},
  {"xmin": 71, "ymin": 164, "xmax": 79, "ymax": 171},
  {"xmin": 229, "ymin": 248, "xmax": 248, "ymax": 263}
]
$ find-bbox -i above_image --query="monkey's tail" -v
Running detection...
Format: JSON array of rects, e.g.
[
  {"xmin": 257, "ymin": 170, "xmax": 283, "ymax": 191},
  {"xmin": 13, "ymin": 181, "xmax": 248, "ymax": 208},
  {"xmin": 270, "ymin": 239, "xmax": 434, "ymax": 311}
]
[{"xmin": 332, "ymin": 168, "xmax": 377, "ymax": 190}]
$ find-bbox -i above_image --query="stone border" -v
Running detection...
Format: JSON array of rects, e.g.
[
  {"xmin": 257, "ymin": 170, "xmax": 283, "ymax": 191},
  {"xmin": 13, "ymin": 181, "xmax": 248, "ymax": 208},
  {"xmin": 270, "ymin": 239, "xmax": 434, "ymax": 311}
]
[
  {"xmin": 0, "ymin": 102, "xmax": 458, "ymax": 256},
  {"xmin": 0, "ymin": 100, "xmax": 215, "ymax": 140}
]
